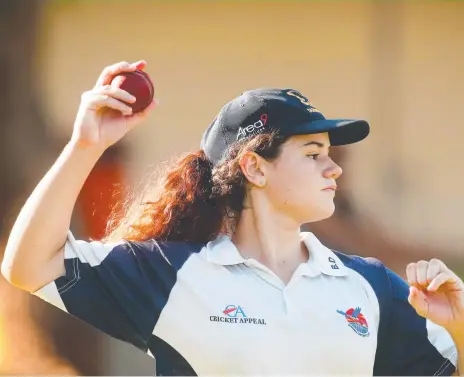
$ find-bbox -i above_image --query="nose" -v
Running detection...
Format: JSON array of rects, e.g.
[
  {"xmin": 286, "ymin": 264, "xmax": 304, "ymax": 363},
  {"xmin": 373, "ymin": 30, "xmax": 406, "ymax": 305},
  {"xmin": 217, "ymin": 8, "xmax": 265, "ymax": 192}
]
[{"xmin": 323, "ymin": 159, "xmax": 343, "ymax": 180}]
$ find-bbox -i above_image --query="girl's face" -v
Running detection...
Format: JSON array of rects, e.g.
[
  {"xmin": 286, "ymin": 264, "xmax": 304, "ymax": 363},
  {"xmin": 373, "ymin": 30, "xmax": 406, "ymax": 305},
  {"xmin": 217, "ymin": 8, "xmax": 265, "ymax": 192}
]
[{"xmin": 261, "ymin": 132, "xmax": 343, "ymax": 224}]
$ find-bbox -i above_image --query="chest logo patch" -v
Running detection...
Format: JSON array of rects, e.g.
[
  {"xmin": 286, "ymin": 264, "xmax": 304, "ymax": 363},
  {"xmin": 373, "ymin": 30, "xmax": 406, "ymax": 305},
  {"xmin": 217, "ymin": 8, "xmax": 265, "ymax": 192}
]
[
  {"xmin": 337, "ymin": 307, "xmax": 370, "ymax": 337},
  {"xmin": 209, "ymin": 305, "xmax": 267, "ymax": 325}
]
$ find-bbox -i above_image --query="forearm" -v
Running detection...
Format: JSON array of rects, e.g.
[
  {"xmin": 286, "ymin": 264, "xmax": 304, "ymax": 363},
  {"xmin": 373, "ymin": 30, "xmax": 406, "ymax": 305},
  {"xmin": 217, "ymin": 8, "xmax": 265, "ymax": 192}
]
[
  {"xmin": 2, "ymin": 141, "xmax": 104, "ymax": 288},
  {"xmin": 450, "ymin": 328, "xmax": 464, "ymax": 375}
]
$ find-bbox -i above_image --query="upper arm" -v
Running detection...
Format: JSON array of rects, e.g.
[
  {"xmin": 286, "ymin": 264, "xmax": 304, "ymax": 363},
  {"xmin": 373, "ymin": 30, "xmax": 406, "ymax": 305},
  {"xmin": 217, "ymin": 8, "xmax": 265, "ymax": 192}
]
[
  {"xmin": 2, "ymin": 241, "xmax": 67, "ymax": 293},
  {"xmin": 32, "ymin": 247, "xmax": 66, "ymax": 291},
  {"xmin": 33, "ymin": 231, "xmax": 178, "ymax": 352},
  {"xmin": 374, "ymin": 268, "xmax": 457, "ymax": 376}
]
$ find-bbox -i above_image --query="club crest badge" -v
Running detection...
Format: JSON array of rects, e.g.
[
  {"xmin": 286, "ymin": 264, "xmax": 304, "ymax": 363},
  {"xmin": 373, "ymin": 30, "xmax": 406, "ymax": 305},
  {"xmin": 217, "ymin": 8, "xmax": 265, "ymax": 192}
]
[{"xmin": 337, "ymin": 307, "xmax": 370, "ymax": 337}]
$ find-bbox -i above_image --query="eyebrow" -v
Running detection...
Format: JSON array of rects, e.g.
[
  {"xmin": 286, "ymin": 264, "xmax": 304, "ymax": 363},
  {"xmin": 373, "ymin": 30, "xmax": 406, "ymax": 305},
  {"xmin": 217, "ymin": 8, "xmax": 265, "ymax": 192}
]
[{"xmin": 300, "ymin": 141, "xmax": 327, "ymax": 148}]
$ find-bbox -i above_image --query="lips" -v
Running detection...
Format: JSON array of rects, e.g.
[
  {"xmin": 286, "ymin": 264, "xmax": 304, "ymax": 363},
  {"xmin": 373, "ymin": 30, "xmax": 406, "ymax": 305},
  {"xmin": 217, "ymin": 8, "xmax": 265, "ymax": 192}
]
[{"xmin": 323, "ymin": 185, "xmax": 337, "ymax": 191}]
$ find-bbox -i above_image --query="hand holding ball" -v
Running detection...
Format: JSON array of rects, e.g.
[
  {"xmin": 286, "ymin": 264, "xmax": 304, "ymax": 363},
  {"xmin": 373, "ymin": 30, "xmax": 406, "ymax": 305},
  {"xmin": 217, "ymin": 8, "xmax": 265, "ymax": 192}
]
[{"xmin": 110, "ymin": 70, "xmax": 154, "ymax": 113}]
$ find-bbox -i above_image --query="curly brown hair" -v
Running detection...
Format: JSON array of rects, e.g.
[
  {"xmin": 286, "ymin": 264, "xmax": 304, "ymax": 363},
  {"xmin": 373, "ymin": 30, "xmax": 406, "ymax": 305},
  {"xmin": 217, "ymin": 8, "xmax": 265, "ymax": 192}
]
[{"xmin": 103, "ymin": 132, "xmax": 290, "ymax": 244}]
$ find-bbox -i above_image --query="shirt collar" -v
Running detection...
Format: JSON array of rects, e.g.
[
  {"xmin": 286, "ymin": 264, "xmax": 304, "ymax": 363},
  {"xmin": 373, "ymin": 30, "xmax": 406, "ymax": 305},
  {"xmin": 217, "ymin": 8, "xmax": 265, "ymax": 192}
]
[
  {"xmin": 300, "ymin": 232, "xmax": 348, "ymax": 277},
  {"xmin": 205, "ymin": 235, "xmax": 247, "ymax": 265},
  {"xmin": 205, "ymin": 232, "xmax": 348, "ymax": 277}
]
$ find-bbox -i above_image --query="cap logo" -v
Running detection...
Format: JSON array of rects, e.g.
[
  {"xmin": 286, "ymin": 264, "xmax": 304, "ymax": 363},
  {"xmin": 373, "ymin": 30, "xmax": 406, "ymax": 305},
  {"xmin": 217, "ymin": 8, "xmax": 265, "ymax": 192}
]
[
  {"xmin": 286, "ymin": 90, "xmax": 320, "ymax": 114},
  {"xmin": 236, "ymin": 113, "xmax": 269, "ymax": 140}
]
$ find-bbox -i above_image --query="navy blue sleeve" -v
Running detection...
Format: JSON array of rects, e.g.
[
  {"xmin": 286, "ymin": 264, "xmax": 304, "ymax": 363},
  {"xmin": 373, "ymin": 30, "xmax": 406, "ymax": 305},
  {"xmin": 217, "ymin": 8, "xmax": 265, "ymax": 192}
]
[
  {"xmin": 335, "ymin": 252, "xmax": 457, "ymax": 376},
  {"xmin": 33, "ymin": 233, "xmax": 198, "ymax": 352},
  {"xmin": 375, "ymin": 267, "xmax": 457, "ymax": 376}
]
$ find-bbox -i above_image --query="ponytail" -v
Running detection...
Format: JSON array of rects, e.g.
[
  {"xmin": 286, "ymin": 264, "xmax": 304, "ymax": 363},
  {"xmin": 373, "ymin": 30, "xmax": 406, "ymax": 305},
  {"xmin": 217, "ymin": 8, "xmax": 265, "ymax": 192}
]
[{"xmin": 105, "ymin": 150, "xmax": 224, "ymax": 244}]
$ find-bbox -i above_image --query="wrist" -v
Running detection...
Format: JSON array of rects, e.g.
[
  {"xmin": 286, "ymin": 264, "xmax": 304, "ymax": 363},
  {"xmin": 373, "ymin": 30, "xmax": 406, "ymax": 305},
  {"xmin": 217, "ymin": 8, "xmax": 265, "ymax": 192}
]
[
  {"xmin": 446, "ymin": 323, "xmax": 464, "ymax": 345},
  {"xmin": 66, "ymin": 139, "xmax": 107, "ymax": 159}
]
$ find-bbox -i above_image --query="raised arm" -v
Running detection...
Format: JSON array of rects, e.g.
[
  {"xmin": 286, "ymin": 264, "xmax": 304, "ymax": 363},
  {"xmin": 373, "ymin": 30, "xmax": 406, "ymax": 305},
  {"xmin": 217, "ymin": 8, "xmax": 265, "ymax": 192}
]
[{"xmin": 2, "ymin": 60, "xmax": 155, "ymax": 292}]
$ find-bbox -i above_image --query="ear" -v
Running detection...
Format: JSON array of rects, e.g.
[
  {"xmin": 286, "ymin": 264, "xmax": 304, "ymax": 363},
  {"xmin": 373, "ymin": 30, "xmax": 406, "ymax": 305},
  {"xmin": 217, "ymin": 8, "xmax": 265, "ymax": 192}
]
[{"xmin": 239, "ymin": 151, "xmax": 267, "ymax": 188}]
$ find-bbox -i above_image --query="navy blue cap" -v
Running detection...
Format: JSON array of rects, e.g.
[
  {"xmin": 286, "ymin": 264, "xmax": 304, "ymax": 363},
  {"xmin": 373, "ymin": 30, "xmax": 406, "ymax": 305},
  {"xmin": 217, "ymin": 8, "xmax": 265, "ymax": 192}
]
[{"xmin": 200, "ymin": 88, "xmax": 370, "ymax": 165}]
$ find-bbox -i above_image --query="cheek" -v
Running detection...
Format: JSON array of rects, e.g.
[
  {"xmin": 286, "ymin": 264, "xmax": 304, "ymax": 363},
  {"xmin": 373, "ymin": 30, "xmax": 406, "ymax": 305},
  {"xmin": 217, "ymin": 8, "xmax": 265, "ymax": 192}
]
[
  {"xmin": 264, "ymin": 158, "xmax": 335, "ymax": 220},
  {"xmin": 267, "ymin": 163, "xmax": 320, "ymax": 205}
]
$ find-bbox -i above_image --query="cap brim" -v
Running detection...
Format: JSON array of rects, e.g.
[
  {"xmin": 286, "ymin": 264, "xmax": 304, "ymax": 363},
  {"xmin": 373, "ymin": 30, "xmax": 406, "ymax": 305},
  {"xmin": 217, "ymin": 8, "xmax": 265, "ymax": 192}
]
[{"xmin": 288, "ymin": 119, "xmax": 370, "ymax": 146}]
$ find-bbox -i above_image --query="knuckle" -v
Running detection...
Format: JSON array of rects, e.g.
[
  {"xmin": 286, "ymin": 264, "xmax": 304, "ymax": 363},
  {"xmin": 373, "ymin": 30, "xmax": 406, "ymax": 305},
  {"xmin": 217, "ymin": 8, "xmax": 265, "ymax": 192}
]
[
  {"xmin": 102, "ymin": 66, "xmax": 113, "ymax": 75},
  {"xmin": 432, "ymin": 259, "xmax": 448, "ymax": 272},
  {"xmin": 91, "ymin": 93, "xmax": 108, "ymax": 104},
  {"xmin": 80, "ymin": 90, "xmax": 93, "ymax": 102},
  {"xmin": 416, "ymin": 260, "xmax": 428, "ymax": 267},
  {"xmin": 98, "ymin": 85, "xmax": 113, "ymax": 94},
  {"xmin": 112, "ymin": 61, "xmax": 130, "ymax": 71},
  {"xmin": 101, "ymin": 84, "xmax": 112, "ymax": 91},
  {"xmin": 429, "ymin": 258, "xmax": 443, "ymax": 266},
  {"xmin": 102, "ymin": 62, "xmax": 122, "ymax": 76}
]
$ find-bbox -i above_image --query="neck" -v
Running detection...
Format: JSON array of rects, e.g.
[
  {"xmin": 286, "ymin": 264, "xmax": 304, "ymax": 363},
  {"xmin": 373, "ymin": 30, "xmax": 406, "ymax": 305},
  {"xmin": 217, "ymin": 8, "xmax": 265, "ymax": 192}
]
[{"xmin": 231, "ymin": 195, "xmax": 308, "ymax": 272}]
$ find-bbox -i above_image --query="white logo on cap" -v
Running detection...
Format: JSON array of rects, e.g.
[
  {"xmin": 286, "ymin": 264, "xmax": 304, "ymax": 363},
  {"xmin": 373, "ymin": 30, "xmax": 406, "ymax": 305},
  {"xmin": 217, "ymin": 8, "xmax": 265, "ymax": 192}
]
[{"xmin": 237, "ymin": 114, "xmax": 269, "ymax": 140}]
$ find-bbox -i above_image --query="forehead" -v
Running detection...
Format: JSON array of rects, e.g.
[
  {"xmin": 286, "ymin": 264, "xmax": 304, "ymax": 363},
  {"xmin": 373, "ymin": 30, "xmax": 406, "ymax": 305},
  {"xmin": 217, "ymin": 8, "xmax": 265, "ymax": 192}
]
[{"xmin": 286, "ymin": 132, "xmax": 331, "ymax": 147}]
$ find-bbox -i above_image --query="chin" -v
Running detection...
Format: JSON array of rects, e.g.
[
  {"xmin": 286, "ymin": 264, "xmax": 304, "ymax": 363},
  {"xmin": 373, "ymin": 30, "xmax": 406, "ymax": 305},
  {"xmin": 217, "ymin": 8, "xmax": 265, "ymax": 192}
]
[{"xmin": 301, "ymin": 204, "xmax": 336, "ymax": 224}]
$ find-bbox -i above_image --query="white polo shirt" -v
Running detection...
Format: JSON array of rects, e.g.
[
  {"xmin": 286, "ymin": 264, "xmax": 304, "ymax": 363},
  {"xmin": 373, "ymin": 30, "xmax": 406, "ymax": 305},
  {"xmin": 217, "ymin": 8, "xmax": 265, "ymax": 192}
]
[{"xmin": 34, "ymin": 231, "xmax": 458, "ymax": 376}]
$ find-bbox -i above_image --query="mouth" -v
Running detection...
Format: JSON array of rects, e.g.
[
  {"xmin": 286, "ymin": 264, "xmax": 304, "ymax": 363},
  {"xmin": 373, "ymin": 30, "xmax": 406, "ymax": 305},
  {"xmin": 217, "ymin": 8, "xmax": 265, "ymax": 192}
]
[{"xmin": 322, "ymin": 185, "xmax": 337, "ymax": 192}]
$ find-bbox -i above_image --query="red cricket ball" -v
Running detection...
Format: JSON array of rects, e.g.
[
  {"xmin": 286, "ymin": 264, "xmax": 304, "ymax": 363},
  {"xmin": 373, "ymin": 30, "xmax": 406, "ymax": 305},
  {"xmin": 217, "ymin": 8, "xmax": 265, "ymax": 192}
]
[{"xmin": 111, "ymin": 70, "xmax": 154, "ymax": 113}]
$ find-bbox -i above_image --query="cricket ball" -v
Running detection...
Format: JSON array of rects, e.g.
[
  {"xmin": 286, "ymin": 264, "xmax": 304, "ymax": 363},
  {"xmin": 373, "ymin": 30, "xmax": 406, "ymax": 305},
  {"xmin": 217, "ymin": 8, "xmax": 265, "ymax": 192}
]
[{"xmin": 111, "ymin": 70, "xmax": 154, "ymax": 113}]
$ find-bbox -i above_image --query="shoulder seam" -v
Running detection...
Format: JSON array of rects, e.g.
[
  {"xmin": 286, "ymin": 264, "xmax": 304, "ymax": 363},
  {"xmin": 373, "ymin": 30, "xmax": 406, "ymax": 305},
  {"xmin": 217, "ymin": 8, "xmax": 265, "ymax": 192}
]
[{"xmin": 151, "ymin": 239, "xmax": 173, "ymax": 267}]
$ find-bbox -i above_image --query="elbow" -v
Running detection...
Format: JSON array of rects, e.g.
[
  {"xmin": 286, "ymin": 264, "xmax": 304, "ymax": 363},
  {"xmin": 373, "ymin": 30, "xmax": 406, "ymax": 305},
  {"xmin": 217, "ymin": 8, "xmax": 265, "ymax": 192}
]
[
  {"xmin": 1, "ymin": 254, "xmax": 36, "ymax": 292},
  {"xmin": 2, "ymin": 257, "xmax": 24, "ymax": 289},
  {"xmin": 1, "ymin": 249, "xmax": 15, "ymax": 283},
  {"xmin": 1, "ymin": 239, "xmax": 24, "ymax": 287},
  {"xmin": 1, "ymin": 259, "xmax": 11, "ymax": 283},
  {"xmin": 1, "ymin": 267, "xmax": 41, "ymax": 293},
  {"xmin": 2, "ymin": 245, "xmax": 64, "ymax": 293}
]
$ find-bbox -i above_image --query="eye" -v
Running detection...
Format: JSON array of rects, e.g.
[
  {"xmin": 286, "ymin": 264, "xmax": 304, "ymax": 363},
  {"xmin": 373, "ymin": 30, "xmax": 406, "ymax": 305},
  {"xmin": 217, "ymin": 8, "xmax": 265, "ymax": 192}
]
[{"xmin": 307, "ymin": 154, "xmax": 320, "ymax": 160}]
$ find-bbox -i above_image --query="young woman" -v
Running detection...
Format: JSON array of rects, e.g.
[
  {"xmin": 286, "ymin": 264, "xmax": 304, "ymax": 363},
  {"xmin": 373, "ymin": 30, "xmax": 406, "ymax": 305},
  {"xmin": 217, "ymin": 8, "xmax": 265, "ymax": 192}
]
[{"xmin": 2, "ymin": 61, "xmax": 463, "ymax": 376}]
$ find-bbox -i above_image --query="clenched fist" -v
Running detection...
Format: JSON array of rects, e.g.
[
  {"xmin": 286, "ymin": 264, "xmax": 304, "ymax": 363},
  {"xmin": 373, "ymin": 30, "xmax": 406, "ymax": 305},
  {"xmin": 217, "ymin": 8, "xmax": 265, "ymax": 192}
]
[{"xmin": 407, "ymin": 258, "xmax": 464, "ymax": 332}]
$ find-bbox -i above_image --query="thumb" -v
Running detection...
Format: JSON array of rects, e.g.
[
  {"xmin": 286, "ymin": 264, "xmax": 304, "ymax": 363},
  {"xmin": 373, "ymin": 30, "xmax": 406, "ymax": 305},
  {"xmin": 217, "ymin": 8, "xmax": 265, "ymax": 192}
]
[{"xmin": 408, "ymin": 286, "xmax": 429, "ymax": 318}]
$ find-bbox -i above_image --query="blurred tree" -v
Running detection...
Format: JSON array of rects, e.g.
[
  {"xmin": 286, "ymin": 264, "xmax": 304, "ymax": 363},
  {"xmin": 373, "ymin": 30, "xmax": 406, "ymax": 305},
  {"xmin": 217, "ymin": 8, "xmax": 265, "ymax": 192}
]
[{"xmin": 0, "ymin": 1, "xmax": 101, "ymax": 374}]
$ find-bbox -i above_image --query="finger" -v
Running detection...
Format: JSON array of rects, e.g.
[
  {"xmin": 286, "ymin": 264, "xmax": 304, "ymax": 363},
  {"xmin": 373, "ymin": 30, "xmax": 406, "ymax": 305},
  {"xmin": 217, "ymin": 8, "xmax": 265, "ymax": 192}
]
[
  {"xmin": 87, "ymin": 94, "xmax": 133, "ymax": 116},
  {"xmin": 131, "ymin": 60, "xmax": 147, "ymax": 70},
  {"xmin": 125, "ymin": 99, "xmax": 157, "ymax": 127},
  {"xmin": 427, "ymin": 271, "xmax": 457, "ymax": 292},
  {"xmin": 408, "ymin": 286, "xmax": 429, "ymax": 318},
  {"xmin": 415, "ymin": 260, "xmax": 430, "ymax": 287},
  {"xmin": 426, "ymin": 258, "xmax": 444, "ymax": 285},
  {"xmin": 97, "ymin": 85, "xmax": 136, "ymax": 104},
  {"xmin": 406, "ymin": 263, "xmax": 418, "ymax": 287},
  {"xmin": 95, "ymin": 60, "xmax": 147, "ymax": 88}
]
